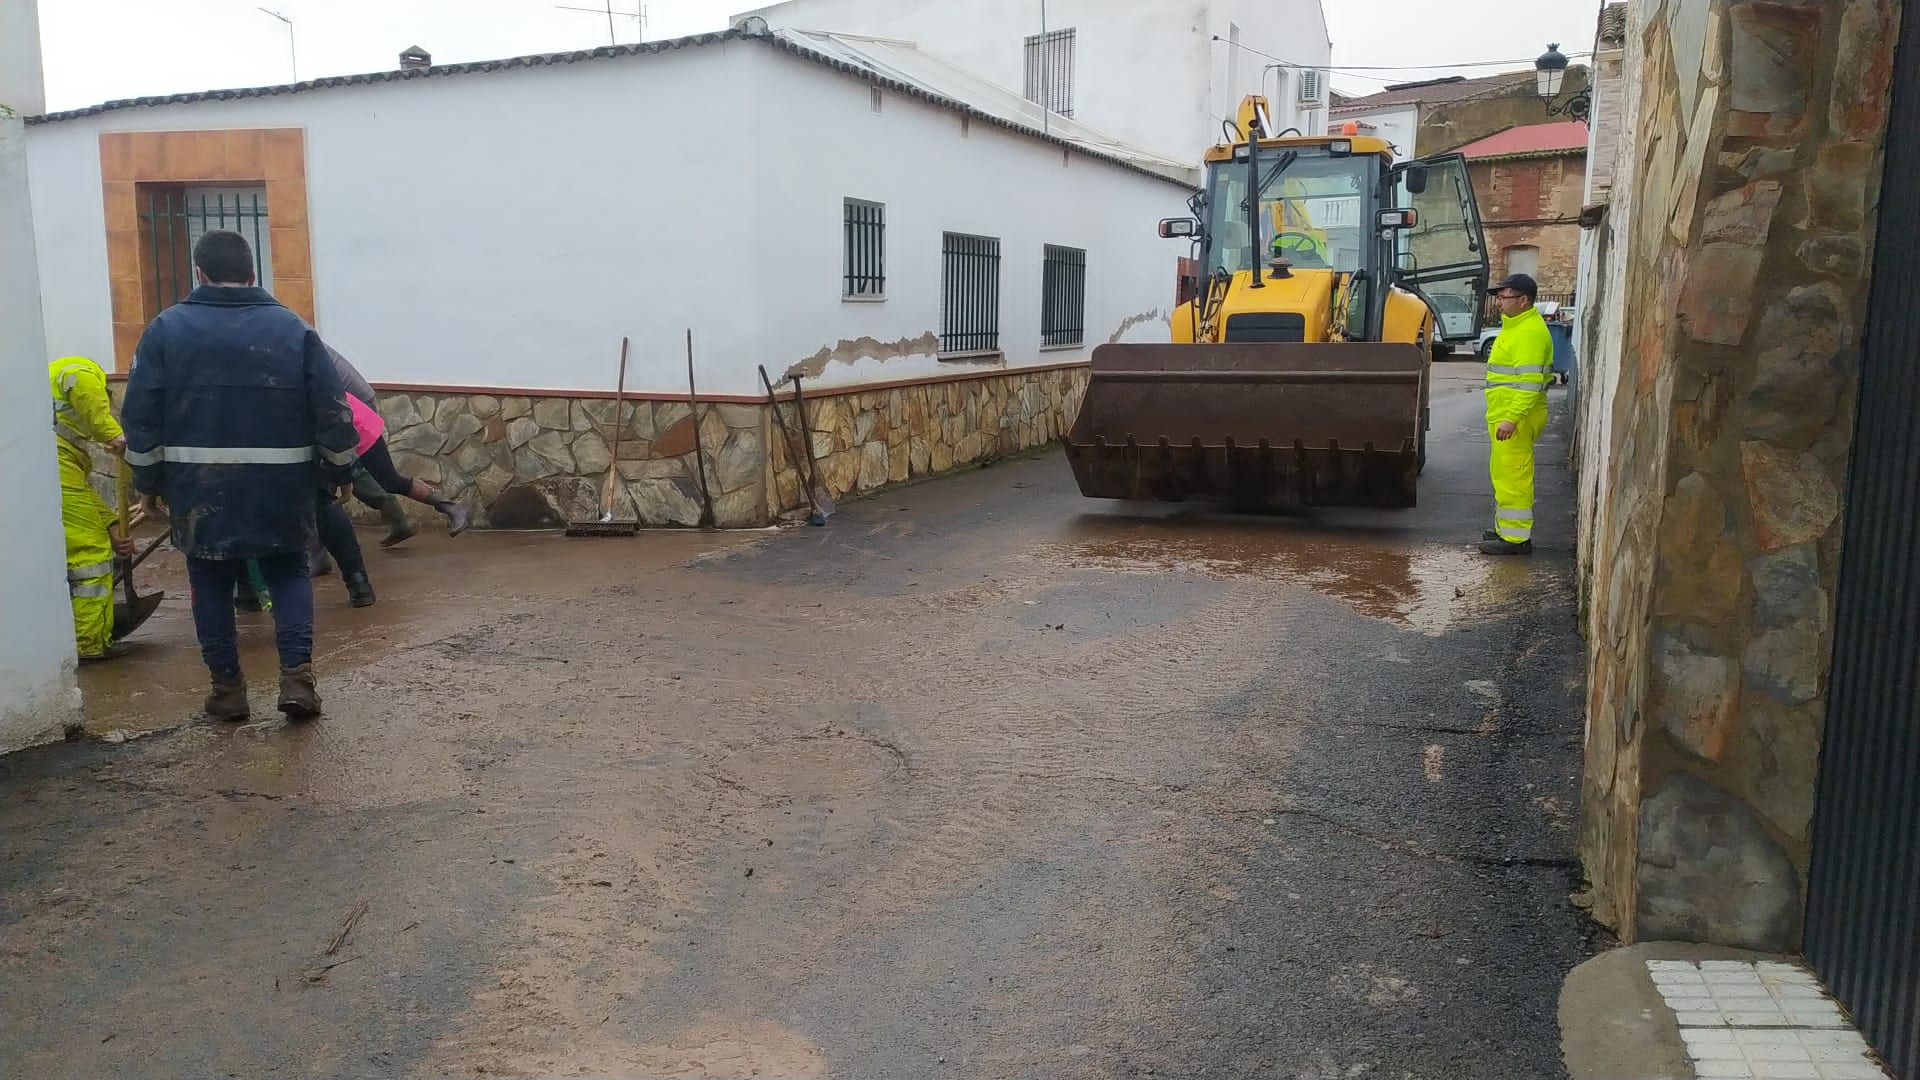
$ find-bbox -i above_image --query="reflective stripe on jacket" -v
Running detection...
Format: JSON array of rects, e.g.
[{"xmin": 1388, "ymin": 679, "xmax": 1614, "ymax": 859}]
[
  {"xmin": 49, "ymin": 355, "xmax": 122, "ymax": 477},
  {"xmin": 1485, "ymin": 305, "xmax": 1553, "ymax": 425},
  {"xmin": 120, "ymin": 285, "xmax": 359, "ymax": 559}
]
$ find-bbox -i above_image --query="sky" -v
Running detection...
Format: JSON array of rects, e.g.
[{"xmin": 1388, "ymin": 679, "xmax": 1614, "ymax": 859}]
[{"xmin": 36, "ymin": 0, "xmax": 1604, "ymax": 114}]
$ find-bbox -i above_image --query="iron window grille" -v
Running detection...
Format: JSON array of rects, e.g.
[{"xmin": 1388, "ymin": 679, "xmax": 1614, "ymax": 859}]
[
  {"xmin": 1024, "ymin": 28, "xmax": 1075, "ymax": 116},
  {"xmin": 140, "ymin": 187, "xmax": 272, "ymax": 313},
  {"xmin": 1042, "ymin": 244, "xmax": 1087, "ymax": 347},
  {"xmin": 941, "ymin": 232, "xmax": 1002, "ymax": 355},
  {"xmin": 844, "ymin": 198, "xmax": 886, "ymax": 299}
]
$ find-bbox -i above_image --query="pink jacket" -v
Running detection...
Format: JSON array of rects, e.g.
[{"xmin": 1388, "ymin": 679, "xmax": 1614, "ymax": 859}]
[{"xmin": 346, "ymin": 393, "xmax": 386, "ymax": 456}]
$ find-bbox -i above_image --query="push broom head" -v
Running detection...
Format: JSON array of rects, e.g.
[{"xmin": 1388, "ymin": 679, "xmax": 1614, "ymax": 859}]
[{"xmin": 565, "ymin": 510, "xmax": 639, "ymax": 537}]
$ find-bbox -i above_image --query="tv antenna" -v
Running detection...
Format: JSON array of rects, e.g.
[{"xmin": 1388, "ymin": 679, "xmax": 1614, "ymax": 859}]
[{"xmin": 557, "ymin": 3, "xmax": 648, "ymax": 45}]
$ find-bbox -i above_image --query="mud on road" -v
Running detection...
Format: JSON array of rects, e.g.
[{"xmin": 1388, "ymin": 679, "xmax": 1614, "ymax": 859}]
[{"xmin": 0, "ymin": 367, "xmax": 1594, "ymax": 1079}]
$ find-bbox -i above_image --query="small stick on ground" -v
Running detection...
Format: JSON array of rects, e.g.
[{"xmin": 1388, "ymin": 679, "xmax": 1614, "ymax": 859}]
[
  {"xmin": 302, "ymin": 954, "xmax": 362, "ymax": 983},
  {"xmin": 326, "ymin": 898, "xmax": 370, "ymax": 956}
]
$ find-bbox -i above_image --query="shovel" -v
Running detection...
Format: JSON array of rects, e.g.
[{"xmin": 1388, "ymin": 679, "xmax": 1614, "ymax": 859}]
[{"xmin": 111, "ymin": 459, "xmax": 164, "ymax": 641}]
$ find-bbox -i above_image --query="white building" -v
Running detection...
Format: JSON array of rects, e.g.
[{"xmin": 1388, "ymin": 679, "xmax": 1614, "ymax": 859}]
[
  {"xmin": 1326, "ymin": 102, "xmax": 1418, "ymax": 163},
  {"xmin": 732, "ymin": 0, "xmax": 1333, "ymax": 167},
  {"xmin": 1, "ymin": 0, "xmax": 82, "ymax": 752},
  {"xmin": 24, "ymin": 27, "xmax": 1194, "ymax": 531}
]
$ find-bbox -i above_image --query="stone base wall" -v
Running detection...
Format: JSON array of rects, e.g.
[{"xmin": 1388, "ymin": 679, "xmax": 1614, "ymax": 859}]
[
  {"xmin": 765, "ymin": 365, "xmax": 1089, "ymax": 513},
  {"xmin": 1574, "ymin": 0, "xmax": 1897, "ymax": 949},
  {"xmin": 88, "ymin": 364, "xmax": 1090, "ymax": 533},
  {"xmin": 364, "ymin": 391, "xmax": 769, "ymax": 530}
]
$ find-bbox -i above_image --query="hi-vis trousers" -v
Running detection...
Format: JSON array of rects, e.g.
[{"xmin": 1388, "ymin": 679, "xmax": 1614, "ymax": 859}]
[
  {"xmin": 1489, "ymin": 404, "xmax": 1549, "ymax": 544},
  {"xmin": 60, "ymin": 455, "xmax": 117, "ymax": 658}
]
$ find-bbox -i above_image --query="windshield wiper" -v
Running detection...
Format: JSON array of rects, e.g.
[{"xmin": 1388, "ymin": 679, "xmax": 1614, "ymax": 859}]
[
  {"xmin": 1256, "ymin": 149, "xmax": 1300, "ymax": 198},
  {"xmin": 1242, "ymin": 148, "xmax": 1297, "ymax": 290}
]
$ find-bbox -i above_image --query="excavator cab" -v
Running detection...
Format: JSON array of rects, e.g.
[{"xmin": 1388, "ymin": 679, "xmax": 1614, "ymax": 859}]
[{"xmin": 1064, "ymin": 96, "xmax": 1490, "ymax": 509}]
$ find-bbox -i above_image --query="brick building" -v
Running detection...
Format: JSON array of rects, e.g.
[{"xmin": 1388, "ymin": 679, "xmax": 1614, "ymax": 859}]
[{"xmin": 1456, "ymin": 121, "xmax": 1589, "ymax": 299}]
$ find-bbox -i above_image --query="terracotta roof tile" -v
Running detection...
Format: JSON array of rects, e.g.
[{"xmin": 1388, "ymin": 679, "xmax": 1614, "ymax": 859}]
[
  {"xmin": 1327, "ymin": 69, "xmax": 1537, "ymax": 113},
  {"xmin": 1454, "ymin": 120, "xmax": 1590, "ymax": 160}
]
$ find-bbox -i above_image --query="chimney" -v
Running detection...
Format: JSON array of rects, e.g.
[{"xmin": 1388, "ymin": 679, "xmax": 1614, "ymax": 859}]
[{"xmin": 399, "ymin": 46, "xmax": 431, "ymax": 71}]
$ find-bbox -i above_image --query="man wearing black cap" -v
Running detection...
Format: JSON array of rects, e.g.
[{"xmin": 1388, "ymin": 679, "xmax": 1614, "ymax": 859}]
[{"xmin": 1479, "ymin": 273, "xmax": 1553, "ymax": 555}]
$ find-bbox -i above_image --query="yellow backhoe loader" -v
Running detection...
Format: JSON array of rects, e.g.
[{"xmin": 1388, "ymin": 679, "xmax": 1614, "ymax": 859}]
[{"xmin": 1064, "ymin": 96, "xmax": 1492, "ymax": 509}]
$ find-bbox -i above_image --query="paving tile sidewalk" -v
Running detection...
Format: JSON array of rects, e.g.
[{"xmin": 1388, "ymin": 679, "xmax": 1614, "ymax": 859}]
[{"xmin": 1561, "ymin": 944, "xmax": 1892, "ymax": 1080}]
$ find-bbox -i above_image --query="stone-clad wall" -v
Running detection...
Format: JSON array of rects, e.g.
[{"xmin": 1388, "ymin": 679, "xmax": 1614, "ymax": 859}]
[
  {"xmin": 89, "ymin": 364, "xmax": 1090, "ymax": 532},
  {"xmin": 366, "ymin": 392, "xmax": 769, "ymax": 530},
  {"xmin": 764, "ymin": 365, "xmax": 1088, "ymax": 513},
  {"xmin": 1574, "ymin": 0, "xmax": 1899, "ymax": 949}
]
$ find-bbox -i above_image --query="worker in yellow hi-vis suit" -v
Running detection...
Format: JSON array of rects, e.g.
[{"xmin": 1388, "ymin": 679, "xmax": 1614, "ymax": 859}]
[
  {"xmin": 1270, "ymin": 190, "xmax": 1332, "ymax": 267},
  {"xmin": 50, "ymin": 355, "xmax": 133, "ymax": 661},
  {"xmin": 1480, "ymin": 274, "xmax": 1553, "ymax": 556}
]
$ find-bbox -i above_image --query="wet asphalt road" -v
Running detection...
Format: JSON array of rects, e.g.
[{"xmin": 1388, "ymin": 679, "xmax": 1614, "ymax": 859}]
[{"xmin": 0, "ymin": 362, "xmax": 1592, "ymax": 1079}]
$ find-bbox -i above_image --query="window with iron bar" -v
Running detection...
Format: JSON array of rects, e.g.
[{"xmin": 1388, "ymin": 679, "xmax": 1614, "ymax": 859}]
[
  {"xmin": 1023, "ymin": 27, "xmax": 1075, "ymax": 116},
  {"xmin": 1041, "ymin": 244, "xmax": 1086, "ymax": 347},
  {"xmin": 138, "ymin": 185, "xmax": 273, "ymax": 318},
  {"xmin": 941, "ymin": 232, "xmax": 1001, "ymax": 355},
  {"xmin": 844, "ymin": 198, "xmax": 885, "ymax": 299}
]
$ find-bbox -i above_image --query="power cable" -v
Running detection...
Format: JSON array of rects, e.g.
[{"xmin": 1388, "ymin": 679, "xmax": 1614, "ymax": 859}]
[{"xmin": 1214, "ymin": 36, "xmax": 1593, "ymax": 75}]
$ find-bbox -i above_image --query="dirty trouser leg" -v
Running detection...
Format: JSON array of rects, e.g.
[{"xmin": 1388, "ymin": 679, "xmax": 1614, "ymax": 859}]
[
  {"xmin": 1488, "ymin": 407, "xmax": 1547, "ymax": 543},
  {"xmin": 59, "ymin": 460, "xmax": 116, "ymax": 657},
  {"xmin": 188, "ymin": 558, "xmax": 247, "ymax": 678},
  {"xmin": 315, "ymin": 494, "xmax": 367, "ymax": 580},
  {"xmin": 255, "ymin": 552, "xmax": 316, "ymax": 670}
]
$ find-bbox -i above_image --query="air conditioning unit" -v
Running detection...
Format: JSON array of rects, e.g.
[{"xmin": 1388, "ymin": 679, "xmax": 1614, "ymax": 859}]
[{"xmin": 1297, "ymin": 70, "xmax": 1325, "ymax": 108}]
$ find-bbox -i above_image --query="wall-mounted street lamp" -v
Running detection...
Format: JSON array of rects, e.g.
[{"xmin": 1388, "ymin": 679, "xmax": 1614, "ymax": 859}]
[{"xmin": 1535, "ymin": 43, "xmax": 1591, "ymax": 123}]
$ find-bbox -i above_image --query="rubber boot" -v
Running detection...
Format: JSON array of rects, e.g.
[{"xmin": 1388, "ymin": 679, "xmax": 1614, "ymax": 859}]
[
  {"xmin": 206, "ymin": 676, "xmax": 250, "ymax": 721},
  {"xmin": 431, "ymin": 494, "xmax": 470, "ymax": 537},
  {"xmin": 277, "ymin": 664, "xmax": 322, "ymax": 720},
  {"xmin": 377, "ymin": 495, "xmax": 418, "ymax": 548},
  {"xmin": 1478, "ymin": 538, "xmax": 1534, "ymax": 556},
  {"xmin": 345, "ymin": 569, "xmax": 376, "ymax": 608}
]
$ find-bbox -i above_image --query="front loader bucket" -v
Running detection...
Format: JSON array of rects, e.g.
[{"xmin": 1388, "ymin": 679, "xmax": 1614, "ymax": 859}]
[{"xmin": 1064, "ymin": 342, "xmax": 1426, "ymax": 509}]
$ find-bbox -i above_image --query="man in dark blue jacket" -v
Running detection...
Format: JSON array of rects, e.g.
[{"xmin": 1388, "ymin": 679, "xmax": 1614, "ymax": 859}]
[{"xmin": 121, "ymin": 230, "xmax": 359, "ymax": 721}]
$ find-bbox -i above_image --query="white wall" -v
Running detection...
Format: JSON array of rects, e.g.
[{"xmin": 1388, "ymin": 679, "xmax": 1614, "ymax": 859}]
[
  {"xmin": 28, "ymin": 37, "xmax": 1189, "ymax": 399},
  {"xmin": 1327, "ymin": 105, "xmax": 1418, "ymax": 161},
  {"xmin": 748, "ymin": 46, "xmax": 1190, "ymax": 391},
  {"xmin": 735, "ymin": 0, "xmax": 1329, "ymax": 166},
  {"xmin": 0, "ymin": 0, "xmax": 82, "ymax": 751},
  {"xmin": 29, "ymin": 43, "xmax": 760, "ymax": 397},
  {"xmin": 1207, "ymin": 0, "xmax": 1331, "ymax": 140}
]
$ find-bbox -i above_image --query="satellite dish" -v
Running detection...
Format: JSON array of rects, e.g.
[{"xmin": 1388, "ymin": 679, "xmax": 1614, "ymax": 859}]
[{"xmin": 739, "ymin": 15, "xmax": 770, "ymax": 35}]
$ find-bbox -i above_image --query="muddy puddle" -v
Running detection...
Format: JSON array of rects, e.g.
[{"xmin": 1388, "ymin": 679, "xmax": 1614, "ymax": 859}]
[{"xmin": 1038, "ymin": 516, "xmax": 1547, "ymax": 634}]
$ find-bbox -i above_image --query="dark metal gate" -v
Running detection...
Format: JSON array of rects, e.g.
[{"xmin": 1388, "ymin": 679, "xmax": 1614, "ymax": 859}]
[{"xmin": 1803, "ymin": 4, "xmax": 1920, "ymax": 1076}]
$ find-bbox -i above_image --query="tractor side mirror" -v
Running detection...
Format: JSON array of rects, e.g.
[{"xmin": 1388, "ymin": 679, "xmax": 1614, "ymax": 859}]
[
  {"xmin": 1158, "ymin": 217, "xmax": 1200, "ymax": 239},
  {"xmin": 1402, "ymin": 162, "xmax": 1430, "ymax": 195}
]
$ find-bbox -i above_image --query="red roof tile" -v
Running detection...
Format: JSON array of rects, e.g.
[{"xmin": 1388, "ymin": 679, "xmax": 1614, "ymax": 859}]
[{"xmin": 1454, "ymin": 121, "xmax": 1590, "ymax": 160}]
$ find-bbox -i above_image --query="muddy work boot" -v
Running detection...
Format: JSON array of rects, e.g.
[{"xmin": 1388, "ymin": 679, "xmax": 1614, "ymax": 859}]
[
  {"xmin": 376, "ymin": 496, "xmax": 417, "ymax": 548},
  {"xmin": 276, "ymin": 664, "xmax": 322, "ymax": 720},
  {"xmin": 206, "ymin": 676, "xmax": 250, "ymax": 722},
  {"xmin": 344, "ymin": 570, "xmax": 376, "ymax": 609}
]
